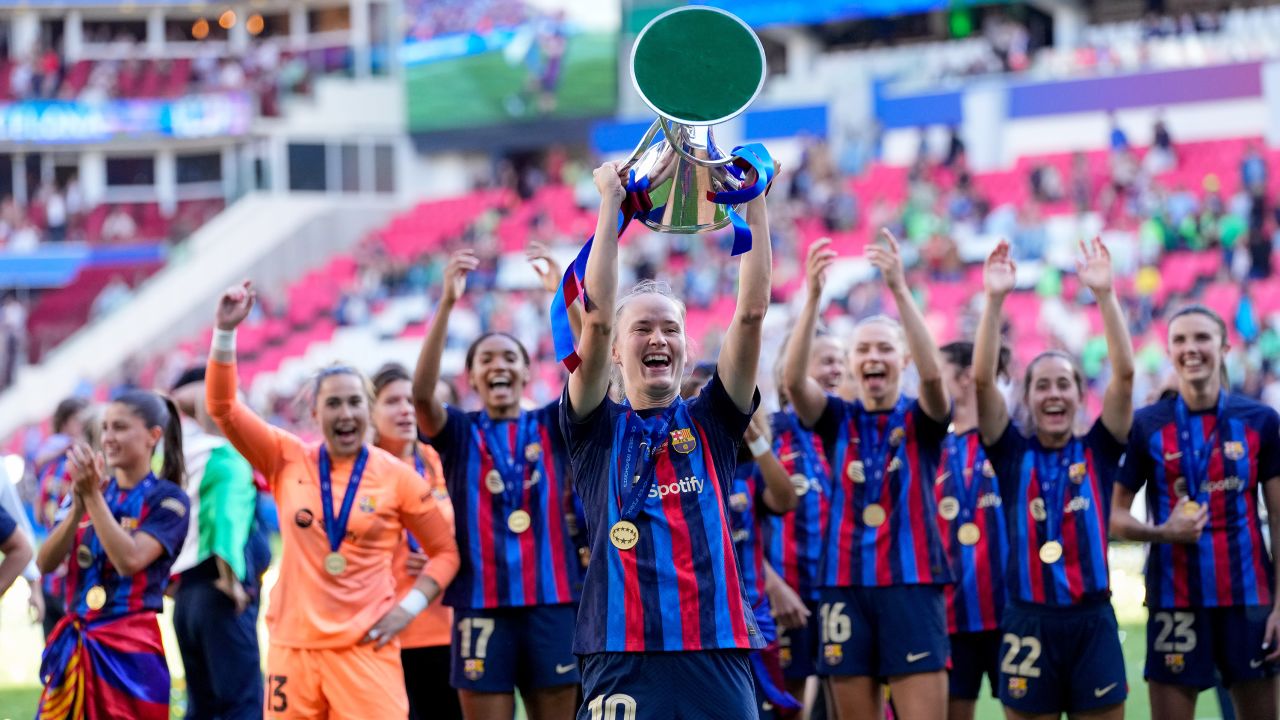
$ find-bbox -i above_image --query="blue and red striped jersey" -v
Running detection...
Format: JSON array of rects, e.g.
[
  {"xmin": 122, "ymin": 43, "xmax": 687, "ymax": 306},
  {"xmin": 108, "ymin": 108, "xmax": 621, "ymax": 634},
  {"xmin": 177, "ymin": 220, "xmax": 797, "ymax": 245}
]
[
  {"xmin": 64, "ymin": 475, "xmax": 189, "ymax": 619},
  {"xmin": 37, "ymin": 457, "xmax": 72, "ymax": 600},
  {"xmin": 1119, "ymin": 393, "xmax": 1280, "ymax": 609},
  {"xmin": 986, "ymin": 420, "xmax": 1123, "ymax": 606},
  {"xmin": 934, "ymin": 430, "xmax": 1007, "ymax": 633},
  {"xmin": 729, "ymin": 461, "xmax": 768, "ymax": 617},
  {"xmin": 427, "ymin": 401, "xmax": 581, "ymax": 609},
  {"xmin": 561, "ymin": 372, "xmax": 765, "ymax": 654},
  {"xmin": 813, "ymin": 395, "xmax": 952, "ymax": 588},
  {"xmin": 762, "ymin": 411, "xmax": 829, "ymax": 602}
]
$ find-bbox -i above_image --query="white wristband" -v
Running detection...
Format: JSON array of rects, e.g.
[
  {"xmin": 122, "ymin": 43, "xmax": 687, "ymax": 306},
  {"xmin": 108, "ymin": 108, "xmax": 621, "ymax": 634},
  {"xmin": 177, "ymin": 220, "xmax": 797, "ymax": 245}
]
[
  {"xmin": 212, "ymin": 328, "xmax": 236, "ymax": 354},
  {"xmin": 747, "ymin": 435, "xmax": 770, "ymax": 458},
  {"xmin": 398, "ymin": 588, "xmax": 430, "ymax": 617}
]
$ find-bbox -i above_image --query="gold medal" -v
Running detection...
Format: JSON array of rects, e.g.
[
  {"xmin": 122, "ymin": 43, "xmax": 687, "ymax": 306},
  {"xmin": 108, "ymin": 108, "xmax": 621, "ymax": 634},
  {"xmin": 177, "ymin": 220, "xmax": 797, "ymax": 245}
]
[
  {"xmin": 525, "ymin": 443, "xmax": 541, "ymax": 463},
  {"xmin": 862, "ymin": 503, "xmax": 887, "ymax": 528},
  {"xmin": 610, "ymin": 520, "xmax": 639, "ymax": 550},
  {"xmin": 1029, "ymin": 498, "xmax": 1047, "ymax": 522},
  {"xmin": 1039, "ymin": 541, "xmax": 1063, "ymax": 564},
  {"xmin": 485, "ymin": 470, "xmax": 505, "ymax": 494},
  {"xmin": 507, "ymin": 509, "xmax": 531, "ymax": 534},
  {"xmin": 790, "ymin": 474, "xmax": 810, "ymax": 497},
  {"xmin": 76, "ymin": 544, "xmax": 93, "ymax": 569},
  {"xmin": 85, "ymin": 586, "xmax": 107, "ymax": 611},
  {"xmin": 323, "ymin": 551, "xmax": 348, "ymax": 575},
  {"xmin": 958, "ymin": 523, "xmax": 981, "ymax": 546},
  {"xmin": 938, "ymin": 497, "xmax": 960, "ymax": 521},
  {"xmin": 847, "ymin": 461, "xmax": 865, "ymax": 484},
  {"xmin": 1182, "ymin": 500, "xmax": 1201, "ymax": 517}
]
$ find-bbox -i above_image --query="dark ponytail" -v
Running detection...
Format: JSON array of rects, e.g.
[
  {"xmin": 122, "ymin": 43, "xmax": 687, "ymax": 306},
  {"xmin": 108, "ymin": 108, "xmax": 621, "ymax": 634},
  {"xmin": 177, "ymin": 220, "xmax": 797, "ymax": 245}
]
[
  {"xmin": 160, "ymin": 395, "xmax": 186, "ymax": 488},
  {"xmin": 115, "ymin": 390, "xmax": 186, "ymax": 487}
]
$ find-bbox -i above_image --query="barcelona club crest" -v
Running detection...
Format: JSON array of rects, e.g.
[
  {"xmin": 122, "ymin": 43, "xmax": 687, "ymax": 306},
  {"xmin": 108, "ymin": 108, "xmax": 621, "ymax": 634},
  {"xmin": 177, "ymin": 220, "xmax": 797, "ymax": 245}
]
[
  {"xmin": 1224, "ymin": 441, "xmax": 1245, "ymax": 461},
  {"xmin": 359, "ymin": 495, "xmax": 377, "ymax": 513},
  {"xmin": 670, "ymin": 428, "xmax": 697, "ymax": 454},
  {"xmin": 464, "ymin": 659, "xmax": 485, "ymax": 680},
  {"xmin": 823, "ymin": 644, "xmax": 843, "ymax": 666},
  {"xmin": 1069, "ymin": 462, "xmax": 1087, "ymax": 483},
  {"xmin": 1164, "ymin": 653, "xmax": 1185, "ymax": 674},
  {"xmin": 1007, "ymin": 677, "xmax": 1028, "ymax": 699},
  {"xmin": 889, "ymin": 427, "xmax": 905, "ymax": 448}
]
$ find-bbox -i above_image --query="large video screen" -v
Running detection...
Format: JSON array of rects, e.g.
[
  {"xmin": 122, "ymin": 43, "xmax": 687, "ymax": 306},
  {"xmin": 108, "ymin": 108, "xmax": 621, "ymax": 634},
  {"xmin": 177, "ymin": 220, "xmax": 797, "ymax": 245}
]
[
  {"xmin": 697, "ymin": 0, "xmax": 953, "ymax": 28},
  {"xmin": 402, "ymin": 0, "xmax": 618, "ymax": 133}
]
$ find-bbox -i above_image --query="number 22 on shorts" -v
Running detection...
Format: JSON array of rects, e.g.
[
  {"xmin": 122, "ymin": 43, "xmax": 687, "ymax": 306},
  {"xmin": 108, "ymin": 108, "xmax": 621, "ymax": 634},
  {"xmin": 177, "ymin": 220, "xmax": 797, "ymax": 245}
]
[{"xmin": 1000, "ymin": 634, "xmax": 1043, "ymax": 678}]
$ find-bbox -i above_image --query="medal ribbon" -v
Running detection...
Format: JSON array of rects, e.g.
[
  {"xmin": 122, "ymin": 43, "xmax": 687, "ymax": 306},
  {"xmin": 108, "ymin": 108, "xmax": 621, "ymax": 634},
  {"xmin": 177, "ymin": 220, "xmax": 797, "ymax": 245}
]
[
  {"xmin": 472, "ymin": 411, "xmax": 533, "ymax": 513},
  {"xmin": 946, "ymin": 432, "xmax": 982, "ymax": 522},
  {"xmin": 615, "ymin": 400, "xmax": 683, "ymax": 523},
  {"xmin": 406, "ymin": 450, "xmax": 427, "ymax": 553},
  {"xmin": 854, "ymin": 396, "xmax": 910, "ymax": 509},
  {"xmin": 318, "ymin": 446, "xmax": 369, "ymax": 555},
  {"xmin": 1174, "ymin": 392, "xmax": 1227, "ymax": 502},
  {"xmin": 1032, "ymin": 439, "xmax": 1080, "ymax": 549}
]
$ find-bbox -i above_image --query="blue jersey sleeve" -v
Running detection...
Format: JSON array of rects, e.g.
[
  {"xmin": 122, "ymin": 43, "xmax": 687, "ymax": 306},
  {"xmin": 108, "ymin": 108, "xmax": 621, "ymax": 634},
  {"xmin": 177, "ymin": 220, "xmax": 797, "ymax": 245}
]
[
  {"xmin": 1085, "ymin": 419, "xmax": 1126, "ymax": 509},
  {"xmin": 0, "ymin": 504, "xmax": 16, "ymax": 545},
  {"xmin": 423, "ymin": 404, "xmax": 470, "ymax": 466},
  {"xmin": 689, "ymin": 371, "xmax": 758, "ymax": 445},
  {"xmin": 1117, "ymin": 415, "xmax": 1152, "ymax": 493},
  {"xmin": 1256, "ymin": 407, "xmax": 1280, "ymax": 483},
  {"xmin": 910, "ymin": 399, "xmax": 950, "ymax": 449},
  {"xmin": 138, "ymin": 484, "xmax": 191, "ymax": 558}
]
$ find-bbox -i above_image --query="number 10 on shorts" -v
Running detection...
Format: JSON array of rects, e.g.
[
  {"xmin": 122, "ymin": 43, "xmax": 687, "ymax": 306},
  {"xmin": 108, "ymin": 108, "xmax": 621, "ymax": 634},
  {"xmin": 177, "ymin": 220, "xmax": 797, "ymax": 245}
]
[{"xmin": 586, "ymin": 694, "xmax": 636, "ymax": 720}]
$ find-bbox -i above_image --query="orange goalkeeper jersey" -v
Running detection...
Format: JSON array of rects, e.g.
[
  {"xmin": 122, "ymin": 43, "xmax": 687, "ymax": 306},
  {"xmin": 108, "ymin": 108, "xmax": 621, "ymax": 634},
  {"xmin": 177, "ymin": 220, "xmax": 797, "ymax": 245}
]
[{"xmin": 206, "ymin": 358, "xmax": 460, "ymax": 649}]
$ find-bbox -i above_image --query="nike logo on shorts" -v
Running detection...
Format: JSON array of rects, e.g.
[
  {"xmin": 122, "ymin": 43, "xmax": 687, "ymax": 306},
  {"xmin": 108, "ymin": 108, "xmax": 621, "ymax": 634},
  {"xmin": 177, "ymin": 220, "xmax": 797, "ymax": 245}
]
[
  {"xmin": 1094, "ymin": 683, "xmax": 1118, "ymax": 698},
  {"xmin": 906, "ymin": 652, "xmax": 931, "ymax": 663},
  {"xmin": 556, "ymin": 663, "xmax": 576, "ymax": 674},
  {"xmin": 1251, "ymin": 658, "xmax": 1265, "ymax": 669}
]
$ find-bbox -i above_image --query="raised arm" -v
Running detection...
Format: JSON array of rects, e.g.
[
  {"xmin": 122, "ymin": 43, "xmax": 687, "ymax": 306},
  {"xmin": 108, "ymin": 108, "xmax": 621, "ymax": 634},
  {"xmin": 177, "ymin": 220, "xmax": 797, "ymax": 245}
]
[
  {"xmin": 412, "ymin": 250, "xmax": 478, "ymax": 438},
  {"xmin": 528, "ymin": 242, "xmax": 581, "ymax": 340},
  {"xmin": 783, "ymin": 238, "xmax": 838, "ymax": 427},
  {"xmin": 206, "ymin": 281, "xmax": 290, "ymax": 478},
  {"xmin": 975, "ymin": 242, "xmax": 1015, "ymax": 447},
  {"xmin": 717, "ymin": 195, "xmax": 773, "ymax": 411},
  {"xmin": 567, "ymin": 163, "xmax": 626, "ymax": 420},
  {"xmin": 1078, "ymin": 237, "xmax": 1135, "ymax": 440},
  {"xmin": 867, "ymin": 228, "xmax": 948, "ymax": 421},
  {"xmin": 747, "ymin": 412, "xmax": 798, "ymax": 514}
]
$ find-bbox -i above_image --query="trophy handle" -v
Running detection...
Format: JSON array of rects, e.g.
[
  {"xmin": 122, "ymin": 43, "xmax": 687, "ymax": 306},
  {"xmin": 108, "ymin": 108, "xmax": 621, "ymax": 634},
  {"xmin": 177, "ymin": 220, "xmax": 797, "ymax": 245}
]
[
  {"xmin": 619, "ymin": 119, "xmax": 664, "ymax": 173},
  {"xmin": 658, "ymin": 118, "xmax": 738, "ymax": 168}
]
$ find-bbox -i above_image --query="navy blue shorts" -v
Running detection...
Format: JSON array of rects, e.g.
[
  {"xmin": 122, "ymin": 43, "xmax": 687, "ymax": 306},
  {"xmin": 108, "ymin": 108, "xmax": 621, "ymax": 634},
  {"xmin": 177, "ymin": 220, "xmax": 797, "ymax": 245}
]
[
  {"xmin": 1145, "ymin": 605, "xmax": 1280, "ymax": 689},
  {"xmin": 998, "ymin": 600, "xmax": 1127, "ymax": 714},
  {"xmin": 948, "ymin": 630, "xmax": 1001, "ymax": 700},
  {"xmin": 450, "ymin": 604, "xmax": 579, "ymax": 693},
  {"xmin": 577, "ymin": 651, "xmax": 757, "ymax": 720},
  {"xmin": 778, "ymin": 602, "xmax": 819, "ymax": 680},
  {"xmin": 815, "ymin": 585, "xmax": 949, "ymax": 678}
]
